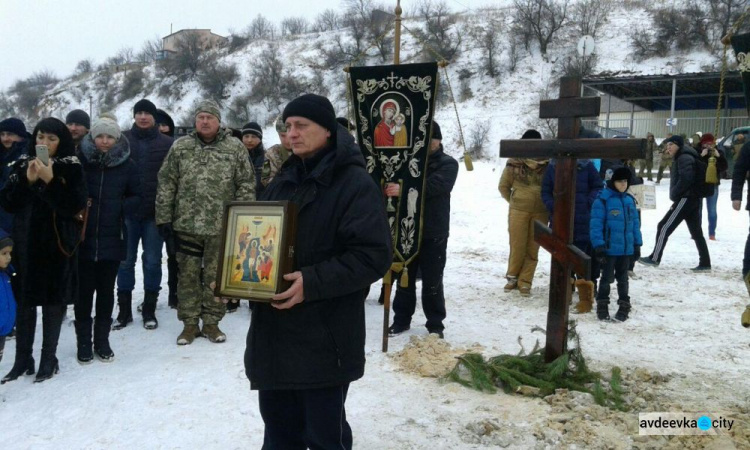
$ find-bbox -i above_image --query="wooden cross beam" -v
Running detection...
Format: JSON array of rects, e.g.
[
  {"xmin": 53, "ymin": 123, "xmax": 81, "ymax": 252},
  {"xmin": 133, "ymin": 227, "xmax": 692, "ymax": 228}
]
[{"xmin": 499, "ymin": 76, "xmax": 646, "ymax": 363}]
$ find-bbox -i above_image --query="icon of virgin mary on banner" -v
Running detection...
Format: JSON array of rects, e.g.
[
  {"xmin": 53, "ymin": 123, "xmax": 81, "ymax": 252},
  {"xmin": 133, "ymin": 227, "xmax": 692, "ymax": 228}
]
[{"xmin": 348, "ymin": 62, "xmax": 439, "ymax": 268}]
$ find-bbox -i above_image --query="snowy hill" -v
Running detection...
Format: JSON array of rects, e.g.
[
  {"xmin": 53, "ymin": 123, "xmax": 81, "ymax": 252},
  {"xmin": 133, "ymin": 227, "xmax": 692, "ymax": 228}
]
[{"xmin": 0, "ymin": 2, "xmax": 718, "ymax": 163}]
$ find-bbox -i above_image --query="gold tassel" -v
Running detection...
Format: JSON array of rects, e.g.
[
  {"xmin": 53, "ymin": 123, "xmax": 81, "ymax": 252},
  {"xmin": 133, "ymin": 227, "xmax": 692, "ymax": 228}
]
[
  {"xmin": 400, "ymin": 267, "xmax": 409, "ymax": 288},
  {"xmin": 706, "ymin": 156, "xmax": 718, "ymax": 184},
  {"xmin": 463, "ymin": 152, "xmax": 474, "ymax": 171}
]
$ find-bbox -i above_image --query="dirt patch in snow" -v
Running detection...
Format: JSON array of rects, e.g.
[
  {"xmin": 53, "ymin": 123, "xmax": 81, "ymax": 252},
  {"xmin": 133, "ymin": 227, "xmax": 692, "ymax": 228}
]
[{"xmin": 390, "ymin": 334, "xmax": 483, "ymax": 378}]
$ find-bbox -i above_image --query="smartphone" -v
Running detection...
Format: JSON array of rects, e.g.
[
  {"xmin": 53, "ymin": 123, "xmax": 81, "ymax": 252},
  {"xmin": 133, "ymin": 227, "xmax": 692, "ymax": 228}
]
[{"xmin": 35, "ymin": 145, "xmax": 49, "ymax": 166}]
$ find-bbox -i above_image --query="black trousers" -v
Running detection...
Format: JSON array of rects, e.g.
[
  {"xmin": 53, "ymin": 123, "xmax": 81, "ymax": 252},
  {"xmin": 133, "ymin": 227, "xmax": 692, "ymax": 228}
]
[
  {"xmin": 649, "ymin": 197, "xmax": 711, "ymax": 266},
  {"xmin": 14, "ymin": 302, "xmax": 65, "ymax": 361},
  {"xmin": 75, "ymin": 260, "xmax": 120, "ymax": 322},
  {"xmin": 0, "ymin": 335, "xmax": 5, "ymax": 364},
  {"xmin": 596, "ymin": 255, "xmax": 630, "ymax": 306},
  {"xmin": 744, "ymin": 211, "xmax": 750, "ymax": 277},
  {"xmin": 258, "ymin": 384, "xmax": 352, "ymax": 450},
  {"xmin": 392, "ymin": 236, "xmax": 448, "ymax": 332}
]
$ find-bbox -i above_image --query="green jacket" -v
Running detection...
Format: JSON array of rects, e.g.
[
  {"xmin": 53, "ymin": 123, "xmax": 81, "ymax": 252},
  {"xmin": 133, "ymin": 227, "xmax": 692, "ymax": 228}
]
[{"xmin": 156, "ymin": 128, "xmax": 256, "ymax": 235}]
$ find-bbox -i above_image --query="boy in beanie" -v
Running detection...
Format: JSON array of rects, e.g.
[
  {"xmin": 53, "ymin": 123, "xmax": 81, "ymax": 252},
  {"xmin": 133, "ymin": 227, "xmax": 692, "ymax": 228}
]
[
  {"xmin": 241, "ymin": 121, "xmax": 266, "ymax": 207},
  {"xmin": 65, "ymin": 109, "xmax": 91, "ymax": 149},
  {"xmin": 0, "ymin": 230, "xmax": 15, "ymax": 364},
  {"xmin": 590, "ymin": 166, "xmax": 642, "ymax": 321},
  {"xmin": 155, "ymin": 109, "xmax": 175, "ymax": 137}
]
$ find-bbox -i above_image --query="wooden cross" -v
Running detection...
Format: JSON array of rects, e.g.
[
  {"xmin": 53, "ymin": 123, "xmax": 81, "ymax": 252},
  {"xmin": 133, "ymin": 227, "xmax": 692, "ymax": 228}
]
[{"xmin": 500, "ymin": 77, "xmax": 646, "ymax": 363}]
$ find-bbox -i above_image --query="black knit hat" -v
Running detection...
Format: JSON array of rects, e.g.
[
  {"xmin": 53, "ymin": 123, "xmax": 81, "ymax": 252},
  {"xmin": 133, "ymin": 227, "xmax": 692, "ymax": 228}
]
[
  {"xmin": 283, "ymin": 94, "xmax": 337, "ymax": 135},
  {"xmin": 241, "ymin": 121, "xmax": 263, "ymax": 139},
  {"xmin": 65, "ymin": 109, "xmax": 91, "ymax": 129},
  {"xmin": 0, "ymin": 118, "xmax": 29, "ymax": 138},
  {"xmin": 431, "ymin": 121, "xmax": 442, "ymax": 140},
  {"xmin": 133, "ymin": 99, "xmax": 157, "ymax": 118},
  {"xmin": 663, "ymin": 134, "xmax": 684, "ymax": 148},
  {"xmin": 336, "ymin": 117, "xmax": 354, "ymax": 131},
  {"xmin": 521, "ymin": 129, "xmax": 542, "ymax": 139}
]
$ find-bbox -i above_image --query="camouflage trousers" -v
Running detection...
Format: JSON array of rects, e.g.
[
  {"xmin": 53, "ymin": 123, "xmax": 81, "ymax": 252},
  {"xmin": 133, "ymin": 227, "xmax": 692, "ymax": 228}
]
[{"xmin": 175, "ymin": 233, "xmax": 226, "ymax": 325}]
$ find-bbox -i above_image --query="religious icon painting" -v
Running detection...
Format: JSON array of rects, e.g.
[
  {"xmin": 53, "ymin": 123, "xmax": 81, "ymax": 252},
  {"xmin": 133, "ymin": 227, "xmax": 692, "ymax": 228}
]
[
  {"xmin": 348, "ymin": 62, "xmax": 439, "ymax": 265},
  {"xmin": 372, "ymin": 94, "xmax": 412, "ymax": 149},
  {"xmin": 215, "ymin": 201, "xmax": 297, "ymax": 302}
]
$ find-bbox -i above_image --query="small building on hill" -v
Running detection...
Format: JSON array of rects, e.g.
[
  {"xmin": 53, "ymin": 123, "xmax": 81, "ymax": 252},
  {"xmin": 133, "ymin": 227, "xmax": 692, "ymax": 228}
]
[{"xmin": 158, "ymin": 29, "xmax": 228, "ymax": 59}]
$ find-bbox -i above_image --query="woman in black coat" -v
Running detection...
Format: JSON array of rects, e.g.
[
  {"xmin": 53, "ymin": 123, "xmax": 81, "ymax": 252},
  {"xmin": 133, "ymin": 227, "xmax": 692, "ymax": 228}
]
[
  {"xmin": 75, "ymin": 119, "xmax": 141, "ymax": 364},
  {"xmin": 0, "ymin": 118, "xmax": 88, "ymax": 383}
]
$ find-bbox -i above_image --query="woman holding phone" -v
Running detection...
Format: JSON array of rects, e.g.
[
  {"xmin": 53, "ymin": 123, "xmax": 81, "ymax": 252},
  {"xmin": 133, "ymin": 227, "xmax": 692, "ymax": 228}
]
[
  {"xmin": 75, "ymin": 118, "xmax": 140, "ymax": 364},
  {"xmin": 0, "ymin": 117, "xmax": 87, "ymax": 383}
]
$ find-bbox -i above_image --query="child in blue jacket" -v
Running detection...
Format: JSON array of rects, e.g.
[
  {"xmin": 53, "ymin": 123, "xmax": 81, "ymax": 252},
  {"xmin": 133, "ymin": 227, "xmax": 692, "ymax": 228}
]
[
  {"xmin": 0, "ymin": 229, "xmax": 15, "ymax": 364},
  {"xmin": 590, "ymin": 167, "xmax": 643, "ymax": 321}
]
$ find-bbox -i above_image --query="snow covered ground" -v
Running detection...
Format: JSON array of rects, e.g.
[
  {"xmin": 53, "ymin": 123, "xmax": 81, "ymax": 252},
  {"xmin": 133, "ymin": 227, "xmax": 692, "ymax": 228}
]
[{"xmin": 1, "ymin": 160, "xmax": 749, "ymax": 449}]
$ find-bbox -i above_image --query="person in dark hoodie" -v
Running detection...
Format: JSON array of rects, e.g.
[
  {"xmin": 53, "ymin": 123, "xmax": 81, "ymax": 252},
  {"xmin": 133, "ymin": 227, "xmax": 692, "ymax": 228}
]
[
  {"xmin": 639, "ymin": 135, "xmax": 711, "ymax": 271},
  {"xmin": 75, "ymin": 118, "xmax": 141, "ymax": 364},
  {"xmin": 155, "ymin": 108, "xmax": 179, "ymax": 310},
  {"xmin": 0, "ymin": 118, "xmax": 29, "ymax": 233},
  {"xmin": 590, "ymin": 167, "xmax": 642, "ymax": 321},
  {"xmin": 241, "ymin": 121, "xmax": 266, "ymax": 198},
  {"xmin": 387, "ymin": 121, "xmax": 458, "ymax": 337},
  {"xmin": 246, "ymin": 94, "xmax": 392, "ymax": 450},
  {"xmin": 115, "ymin": 99, "xmax": 173, "ymax": 330},
  {"xmin": 0, "ymin": 118, "xmax": 88, "ymax": 384},
  {"xmin": 65, "ymin": 109, "xmax": 90, "ymax": 152},
  {"xmin": 155, "ymin": 109, "xmax": 175, "ymax": 137},
  {"xmin": 542, "ymin": 156, "xmax": 604, "ymax": 291}
]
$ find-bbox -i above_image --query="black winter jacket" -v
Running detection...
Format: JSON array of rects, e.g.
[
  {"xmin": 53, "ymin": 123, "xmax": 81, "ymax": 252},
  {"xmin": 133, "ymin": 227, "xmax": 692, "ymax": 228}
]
[
  {"xmin": 422, "ymin": 146, "xmax": 458, "ymax": 239},
  {"xmin": 0, "ymin": 140, "xmax": 27, "ymax": 232},
  {"xmin": 248, "ymin": 143, "xmax": 265, "ymax": 197},
  {"xmin": 123, "ymin": 125, "xmax": 172, "ymax": 220},
  {"xmin": 79, "ymin": 135, "xmax": 142, "ymax": 261},
  {"xmin": 246, "ymin": 126, "xmax": 392, "ymax": 390},
  {"xmin": 731, "ymin": 141, "xmax": 750, "ymax": 210},
  {"xmin": 0, "ymin": 148, "xmax": 87, "ymax": 306},
  {"xmin": 669, "ymin": 145, "xmax": 701, "ymax": 202}
]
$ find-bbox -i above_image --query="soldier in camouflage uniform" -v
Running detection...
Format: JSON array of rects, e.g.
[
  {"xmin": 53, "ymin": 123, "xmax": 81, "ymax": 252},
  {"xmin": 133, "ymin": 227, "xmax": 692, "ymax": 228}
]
[
  {"xmin": 260, "ymin": 115, "xmax": 291, "ymax": 188},
  {"xmin": 656, "ymin": 133, "xmax": 674, "ymax": 185},
  {"xmin": 156, "ymin": 100, "xmax": 255, "ymax": 345}
]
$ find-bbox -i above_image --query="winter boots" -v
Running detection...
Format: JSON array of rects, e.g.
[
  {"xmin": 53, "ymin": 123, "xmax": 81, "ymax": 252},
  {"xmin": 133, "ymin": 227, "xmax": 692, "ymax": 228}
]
[
  {"xmin": 574, "ymin": 280, "xmax": 594, "ymax": 313},
  {"xmin": 202, "ymin": 324, "xmax": 226, "ymax": 343},
  {"xmin": 142, "ymin": 291, "xmax": 159, "ymax": 330},
  {"xmin": 94, "ymin": 317, "xmax": 115, "ymax": 362},
  {"xmin": 2, "ymin": 306, "xmax": 35, "ymax": 384},
  {"xmin": 1, "ymin": 355, "xmax": 34, "ymax": 384},
  {"xmin": 35, "ymin": 305, "xmax": 64, "ymax": 383},
  {"xmin": 74, "ymin": 318, "xmax": 94, "ymax": 365},
  {"xmin": 503, "ymin": 277, "xmax": 518, "ymax": 292},
  {"xmin": 226, "ymin": 299, "xmax": 239, "ymax": 313},
  {"xmin": 113, "ymin": 291, "xmax": 133, "ymax": 330},
  {"xmin": 742, "ymin": 305, "xmax": 750, "ymax": 328},
  {"xmin": 596, "ymin": 301, "xmax": 610, "ymax": 321},
  {"xmin": 177, "ymin": 323, "xmax": 202, "ymax": 345},
  {"xmin": 614, "ymin": 299, "xmax": 631, "ymax": 322}
]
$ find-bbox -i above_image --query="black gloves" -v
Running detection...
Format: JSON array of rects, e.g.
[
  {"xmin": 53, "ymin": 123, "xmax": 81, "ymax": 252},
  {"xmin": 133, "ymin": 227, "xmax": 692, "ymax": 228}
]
[
  {"xmin": 158, "ymin": 223, "xmax": 176, "ymax": 256},
  {"xmin": 594, "ymin": 246, "xmax": 607, "ymax": 265},
  {"xmin": 633, "ymin": 245, "xmax": 641, "ymax": 260}
]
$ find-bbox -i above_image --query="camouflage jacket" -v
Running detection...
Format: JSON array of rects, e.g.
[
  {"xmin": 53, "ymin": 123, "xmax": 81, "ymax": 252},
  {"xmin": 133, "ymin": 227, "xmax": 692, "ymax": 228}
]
[
  {"xmin": 261, "ymin": 144, "xmax": 291, "ymax": 187},
  {"xmin": 156, "ymin": 128, "xmax": 256, "ymax": 235}
]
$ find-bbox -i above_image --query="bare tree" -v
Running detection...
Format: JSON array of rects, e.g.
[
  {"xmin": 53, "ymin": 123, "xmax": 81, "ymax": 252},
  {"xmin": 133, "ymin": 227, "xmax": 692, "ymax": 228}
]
[
  {"xmin": 689, "ymin": 0, "xmax": 749, "ymax": 49},
  {"xmin": 315, "ymin": 9, "xmax": 341, "ymax": 31},
  {"xmin": 416, "ymin": 0, "xmax": 463, "ymax": 61},
  {"xmin": 136, "ymin": 37, "xmax": 162, "ymax": 63},
  {"xmin": 467, "ymin": 120, "xmax": 490, "ymax": 160},
  {"xmin": 247, "ymin": 14, "xmax": 277, "ymax": 41},
  {"xmin": 507, "ymin": 34, "xmax": 522, "ymax": 72},
  {"xmin": 116, "ymin": 47, "xmax": 135, "ymax": 64},
  {"xmin": 570, "ymin": 0, "xmax": 613, "ymax": 38},
  {"xmin": 512, "ymin": 0, "xmax": 570, "ymax": 59},
  {"xmin": 476, "ymin": 17, "xmax": 503, "ymax": 77},
  {"xmin": 282, "ymin": 17, "xmax": 309, "ymax": 36},
  {"xmin": 74, "ymin": 59, "xmax": 94, "ymax": 75},
  {"xmin": 198, "ymin": 59, "xmax": 239, "ymax": 103}
]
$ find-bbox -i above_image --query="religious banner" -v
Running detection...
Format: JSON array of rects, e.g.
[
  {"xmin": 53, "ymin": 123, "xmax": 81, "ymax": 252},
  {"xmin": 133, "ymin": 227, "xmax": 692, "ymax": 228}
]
[
  {"xmin": 348, "ymin": 62, "xmax": 439, "ymax": 269},
  {"xmin": 730, "ymin": 32, "xmax": 750, "ymax": 115}
]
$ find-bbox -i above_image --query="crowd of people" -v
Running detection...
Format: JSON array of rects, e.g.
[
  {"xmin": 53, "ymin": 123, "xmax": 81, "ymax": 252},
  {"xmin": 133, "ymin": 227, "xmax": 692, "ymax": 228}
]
[{"xmin": 499, "ymin": 128, "xmax": 748, "ymax": 323}]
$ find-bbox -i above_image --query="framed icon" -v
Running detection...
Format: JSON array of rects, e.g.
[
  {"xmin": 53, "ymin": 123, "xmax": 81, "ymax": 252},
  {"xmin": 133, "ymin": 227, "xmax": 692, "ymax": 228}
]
[{"xmin": 215, "ymin": 201, "xmax": 297, "ymax": 301}]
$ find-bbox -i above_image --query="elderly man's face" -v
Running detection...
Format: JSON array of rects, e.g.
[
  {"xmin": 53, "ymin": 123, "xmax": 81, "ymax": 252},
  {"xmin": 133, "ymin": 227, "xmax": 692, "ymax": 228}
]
[
  {"xmin": 135, "ymin": 111, "xmax": 155, "ymax": 130},
  {"xmin": 195, "ymin": 113, "xmax": 220, "ymax": 141},
  {"xmin": 285, "ymin": 117, "xmax": 330, "ymax": 159},
  {"xmin": 0, "ymin": 131, "xmax": 21, "ymax": 149}
]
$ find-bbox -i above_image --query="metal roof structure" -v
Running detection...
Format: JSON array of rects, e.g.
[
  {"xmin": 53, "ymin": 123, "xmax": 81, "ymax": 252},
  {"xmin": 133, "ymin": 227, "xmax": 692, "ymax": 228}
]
[{"xmin": 583, "ymin": 72, "xmax": 745, "ymax": 112}]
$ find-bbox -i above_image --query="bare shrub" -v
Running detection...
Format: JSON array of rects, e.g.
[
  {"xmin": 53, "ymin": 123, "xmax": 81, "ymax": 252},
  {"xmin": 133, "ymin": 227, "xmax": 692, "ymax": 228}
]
[
  {"xmin": 467, "ymin": 120, "xmax": 491, "ymax": 160},
  {"xmin": 315, "ymin": 9, "xmax": 341, "ymax": 32},
  {"xmin": 198, "ymin": 59, "xmax": 239, "ymax": 103},
  {"xmin": 415, "ymin": 0, "xmax": 463, "ymax": 61},
  {"xmin": 74, "ymin": 59, "xmax": 94, "ymax": 76},
  {"xmin": 246, "ymin": 15, "xmax": 277, "ymax": 41},
  {"xmin": 119, "ymin": 68, "xmax": 145, "ymax": 102},
  {"xmin": 570, "ymin": 0, "xmax": 613, "ymax": 38},
  {"xmin": 512, "ymin": 0, "xmax": 570, "ymax": 59},
  {"xmin": 282, "ymin": 17, "xmax": 309, "ymax": 36}
]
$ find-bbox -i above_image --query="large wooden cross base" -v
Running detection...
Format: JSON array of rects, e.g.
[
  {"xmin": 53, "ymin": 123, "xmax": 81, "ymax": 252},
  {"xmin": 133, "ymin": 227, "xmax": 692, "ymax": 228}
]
[{"xmin": 500, "ymin": 77, "xmax": 646, "ymax": 363}]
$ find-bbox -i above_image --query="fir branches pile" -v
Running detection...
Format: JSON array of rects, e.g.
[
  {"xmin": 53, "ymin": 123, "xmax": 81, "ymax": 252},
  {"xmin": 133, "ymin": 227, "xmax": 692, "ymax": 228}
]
[{"xmin": 444, "ymin": 321, "xmax": 627, "ymax": 411}]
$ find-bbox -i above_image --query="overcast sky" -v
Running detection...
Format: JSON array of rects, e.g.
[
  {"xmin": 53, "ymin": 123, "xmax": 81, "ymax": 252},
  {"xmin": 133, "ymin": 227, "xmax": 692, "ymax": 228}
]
[{"xmin": 0, "ymin": 0, "xmax": 492, "ymax": 91}]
